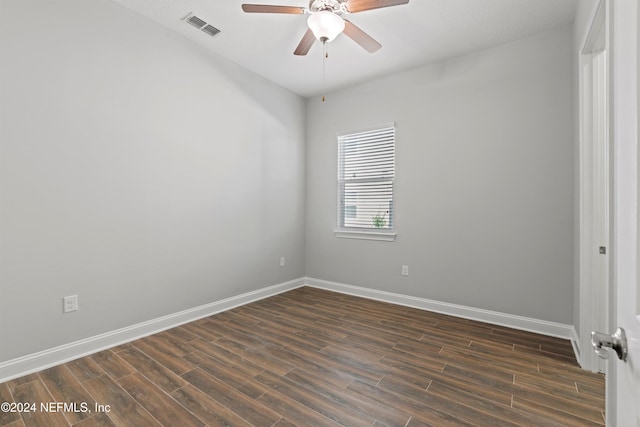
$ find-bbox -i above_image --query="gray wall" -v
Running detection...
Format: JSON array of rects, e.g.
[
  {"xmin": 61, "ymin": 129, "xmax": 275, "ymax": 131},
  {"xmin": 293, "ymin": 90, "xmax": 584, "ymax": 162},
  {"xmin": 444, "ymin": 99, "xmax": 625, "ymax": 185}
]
[
  {"xmin": 0, "ymin": 0, "xmax": 306, "ymax": 362},
  {"xmin": 305, "ymin": 26, "xmax": 574, "ymax": 324}
]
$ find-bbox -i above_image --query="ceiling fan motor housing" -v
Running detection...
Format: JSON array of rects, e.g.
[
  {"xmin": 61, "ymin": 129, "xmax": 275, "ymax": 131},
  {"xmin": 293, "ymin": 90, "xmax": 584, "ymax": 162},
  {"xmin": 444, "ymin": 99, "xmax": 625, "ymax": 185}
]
[{"xmin": 309, "ymin": 0, "xmax": 347, "ymax": 14}]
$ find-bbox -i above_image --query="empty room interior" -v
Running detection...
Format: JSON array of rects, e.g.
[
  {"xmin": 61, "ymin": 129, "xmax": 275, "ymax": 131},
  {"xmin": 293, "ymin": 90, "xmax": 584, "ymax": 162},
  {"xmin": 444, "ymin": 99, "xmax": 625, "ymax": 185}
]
[{"xmin": 1, "ymin": 0, "xmax": 636, "ymax": 426}]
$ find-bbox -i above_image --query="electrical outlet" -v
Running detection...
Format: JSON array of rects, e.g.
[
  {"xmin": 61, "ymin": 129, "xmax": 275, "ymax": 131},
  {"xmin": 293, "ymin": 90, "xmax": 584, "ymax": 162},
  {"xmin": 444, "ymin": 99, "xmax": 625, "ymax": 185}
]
[
  {"xmin": 63, "ymin": 295, "xmax": 78, "ymax": 313},
  {"xmin": 402, "ymin": 265, "xmax": 409, "ymax": 276},
  {"xmin": 280, "ymin": 257, "xmax": 285, "ymax": 267}
]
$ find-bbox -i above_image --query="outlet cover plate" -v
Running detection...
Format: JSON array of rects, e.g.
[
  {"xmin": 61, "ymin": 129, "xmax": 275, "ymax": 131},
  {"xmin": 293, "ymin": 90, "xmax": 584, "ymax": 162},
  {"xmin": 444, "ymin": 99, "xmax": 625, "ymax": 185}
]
[{"xmin": 63, "ymin": 295, "xmax": 78, "ymax": 313}]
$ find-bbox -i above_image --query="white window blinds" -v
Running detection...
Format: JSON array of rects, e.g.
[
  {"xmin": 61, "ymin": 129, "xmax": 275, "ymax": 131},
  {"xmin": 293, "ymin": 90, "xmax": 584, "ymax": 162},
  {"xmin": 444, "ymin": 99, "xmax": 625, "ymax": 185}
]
[{"xmin": 338, "ymin": 124, "xmax": 395, "ymax": 231}]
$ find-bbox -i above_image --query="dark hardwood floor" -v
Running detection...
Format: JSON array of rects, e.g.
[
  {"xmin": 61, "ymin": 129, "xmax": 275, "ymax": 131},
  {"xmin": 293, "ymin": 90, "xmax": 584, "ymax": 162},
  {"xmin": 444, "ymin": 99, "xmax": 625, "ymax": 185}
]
[{"xmin": 0, "ymin": 286, "xmax": 605, "ymax": 426}]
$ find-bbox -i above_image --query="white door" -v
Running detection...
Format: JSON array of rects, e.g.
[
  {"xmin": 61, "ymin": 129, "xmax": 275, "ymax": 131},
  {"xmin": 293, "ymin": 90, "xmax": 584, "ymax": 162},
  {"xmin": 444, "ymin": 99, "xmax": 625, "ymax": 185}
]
[{"xmin": 608, "ymin": 0, "xmax": 640, "ymax": 425}]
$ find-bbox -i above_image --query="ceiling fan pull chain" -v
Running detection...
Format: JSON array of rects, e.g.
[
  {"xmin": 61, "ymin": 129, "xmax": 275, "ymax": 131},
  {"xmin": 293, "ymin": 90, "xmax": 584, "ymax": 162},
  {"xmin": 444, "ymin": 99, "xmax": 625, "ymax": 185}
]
[{"xmin": 322, "ymin": 40, "xmax": 327, "ymax": 102}]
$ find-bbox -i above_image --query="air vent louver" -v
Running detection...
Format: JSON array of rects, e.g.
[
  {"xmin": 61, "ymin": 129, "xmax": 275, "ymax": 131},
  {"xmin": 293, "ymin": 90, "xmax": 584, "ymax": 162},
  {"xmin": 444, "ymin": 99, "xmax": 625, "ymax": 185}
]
[
  {"xmin": 201, "ymin": 25, "xmax": 221, "ymax": 37},
  {"xmin": 186, "ymin": 15, "xmax": 207, "ymax": 29},
  {"xmin": 184, "ymin": 13, "xmax": 221, "ymax": 38}
]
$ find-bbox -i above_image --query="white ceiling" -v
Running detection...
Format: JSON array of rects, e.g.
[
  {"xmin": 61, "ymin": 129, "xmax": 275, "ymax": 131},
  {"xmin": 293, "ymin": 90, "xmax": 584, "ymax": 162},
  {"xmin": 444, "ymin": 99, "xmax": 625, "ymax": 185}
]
[{"xmin": 111, "ymin": 0, "xmax": 577, "ymax": 98}]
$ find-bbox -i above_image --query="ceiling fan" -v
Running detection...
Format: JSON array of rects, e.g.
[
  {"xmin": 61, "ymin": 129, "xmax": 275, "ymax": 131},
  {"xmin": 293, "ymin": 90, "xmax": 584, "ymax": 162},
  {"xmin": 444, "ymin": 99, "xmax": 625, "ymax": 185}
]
[{"xmin": 241, "ymin": 0, "xmax": 409, "ymax": 55}]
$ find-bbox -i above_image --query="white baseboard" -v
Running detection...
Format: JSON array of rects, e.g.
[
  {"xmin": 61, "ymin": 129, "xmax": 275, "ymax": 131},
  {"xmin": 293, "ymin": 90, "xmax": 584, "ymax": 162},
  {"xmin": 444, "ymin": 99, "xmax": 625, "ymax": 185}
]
[
  {"xmin": 0, "ymin": 277, "xmax": 305, "ymax": 383},
  {"xmin": 304, "ymin": 277, "xmax": 575, "ymax": 340},
  {"xmin": 1, "ymin": 276, "xmax": 579, "ymax": 383},
  {"xmin": 570, "ymin": 326, "xmax": 581, "ymax": 367}
]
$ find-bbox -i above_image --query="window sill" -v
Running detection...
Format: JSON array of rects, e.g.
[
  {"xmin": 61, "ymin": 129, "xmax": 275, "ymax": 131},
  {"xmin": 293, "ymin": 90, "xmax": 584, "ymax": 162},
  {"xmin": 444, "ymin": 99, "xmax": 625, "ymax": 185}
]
[{"xmin": 334, "ymin": 229, "xmax": 396, "ymax": 242}]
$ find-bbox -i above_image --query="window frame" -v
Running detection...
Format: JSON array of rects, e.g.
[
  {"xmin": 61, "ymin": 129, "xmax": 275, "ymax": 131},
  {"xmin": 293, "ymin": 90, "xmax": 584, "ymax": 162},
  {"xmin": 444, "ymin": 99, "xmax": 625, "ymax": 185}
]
[{"xmin": 335, "ymin": 122, "xmax": 396, "ymax": 242}]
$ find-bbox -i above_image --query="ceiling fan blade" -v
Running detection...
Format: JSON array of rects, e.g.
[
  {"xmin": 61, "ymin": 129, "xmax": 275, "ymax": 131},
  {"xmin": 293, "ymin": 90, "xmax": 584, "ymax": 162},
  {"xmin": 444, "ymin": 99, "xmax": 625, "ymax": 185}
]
[
  {"xmin": 241, "ymin": 4, "xmax": 306, "ymax": 14},
  {"xmin": 345, "ymin": 0, "xmax": 409, "ymax": 13},
  {"xmin": 294, "ymin": 28, "xmax": 316, "ymax": 56},
  {"xmin": 343, "ymin": 20, "xmax": 381, "ymax": 53}
]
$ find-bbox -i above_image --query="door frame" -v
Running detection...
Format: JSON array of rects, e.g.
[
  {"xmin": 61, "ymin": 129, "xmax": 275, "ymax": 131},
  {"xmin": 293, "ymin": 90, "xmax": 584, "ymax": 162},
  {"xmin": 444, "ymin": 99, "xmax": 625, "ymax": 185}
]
[{"xmin": 578, "ymin": 0, "xmax": 609, "ymax": 374}]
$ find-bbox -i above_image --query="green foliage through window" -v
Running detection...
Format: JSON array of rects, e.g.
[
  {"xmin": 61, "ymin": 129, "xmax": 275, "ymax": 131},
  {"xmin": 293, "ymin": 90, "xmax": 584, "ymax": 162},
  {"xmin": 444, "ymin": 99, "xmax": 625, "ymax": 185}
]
[{"xmin": 372, "ymin": 212, "xmax": 388, "ymax": 228}]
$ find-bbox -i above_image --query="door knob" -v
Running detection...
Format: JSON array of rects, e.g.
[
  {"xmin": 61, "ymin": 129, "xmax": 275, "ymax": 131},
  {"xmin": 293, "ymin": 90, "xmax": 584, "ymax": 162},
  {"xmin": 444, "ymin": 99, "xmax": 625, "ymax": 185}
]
[{"xmin": 591, "ymin": 327, "xmax": 628, "ymax": 361}]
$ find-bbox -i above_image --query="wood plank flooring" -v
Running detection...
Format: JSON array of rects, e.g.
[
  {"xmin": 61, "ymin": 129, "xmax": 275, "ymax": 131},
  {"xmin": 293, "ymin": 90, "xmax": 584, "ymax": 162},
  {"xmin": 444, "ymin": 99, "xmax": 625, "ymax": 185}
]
[{"xmin": 0, "ymin": 287, "xmax": 605, "ymax": 426}]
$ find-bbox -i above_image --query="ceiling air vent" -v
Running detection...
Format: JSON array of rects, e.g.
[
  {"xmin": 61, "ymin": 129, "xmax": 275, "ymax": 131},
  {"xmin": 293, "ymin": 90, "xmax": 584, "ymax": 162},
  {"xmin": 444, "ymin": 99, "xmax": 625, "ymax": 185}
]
[{"xmin": 184, "ymin": 13, "xmax": 221, "ymax": 38}]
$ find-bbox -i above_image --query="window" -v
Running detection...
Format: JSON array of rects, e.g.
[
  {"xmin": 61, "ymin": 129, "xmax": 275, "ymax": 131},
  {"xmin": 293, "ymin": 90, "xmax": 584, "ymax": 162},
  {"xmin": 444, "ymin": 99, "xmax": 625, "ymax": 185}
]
[{"xmin": 336, "ymin": 123, "xmax": 395, "ymax": 241}]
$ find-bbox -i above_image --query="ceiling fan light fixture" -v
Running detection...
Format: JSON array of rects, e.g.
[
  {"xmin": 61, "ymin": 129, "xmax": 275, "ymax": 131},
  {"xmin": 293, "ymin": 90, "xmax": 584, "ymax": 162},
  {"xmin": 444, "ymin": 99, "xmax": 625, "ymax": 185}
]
[{"xmin": 307, "ymin": 11, "xmax": 345, "ymax": 42}]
